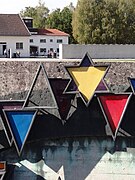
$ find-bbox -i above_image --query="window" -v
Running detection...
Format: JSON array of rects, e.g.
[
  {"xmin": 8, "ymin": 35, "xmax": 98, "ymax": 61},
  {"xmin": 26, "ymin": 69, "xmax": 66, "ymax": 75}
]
[
  {"xmin": 40, "ymin": 39, "xmax": 46, "ymax": 43},
  {"xmin": 50, "ymin": 39, "xmax": 53, "ymax": 42},
  {"xmin": 24, "ymin": 19, "xmax": 31, "ymax": 23},
  {"xmin": 57, "ymin": 48, "xmax": 59, "ymax": 53},
  {"xmin": 40, "ymin": 48, "xmax": 46, "ymax": 53},
  {"xmin": 16, "ymin": 42, "xmax": 23, "ymax": 49},
  {"xmin": 50, "ymin": 48, "xmax": 53, "ymax": 52},
  {"xmin": 57, "ymin": 39, "xmax": 63, "ymax": 43},
  {"xmin": 30, "ymin": 39, "xmax": 33, "ymax": 43}
]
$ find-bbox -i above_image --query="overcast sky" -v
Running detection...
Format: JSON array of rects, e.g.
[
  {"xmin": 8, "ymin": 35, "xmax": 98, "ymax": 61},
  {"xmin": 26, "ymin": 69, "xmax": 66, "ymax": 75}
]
[{"xmin": 0, "ymin": 0, "xmax": 78, "ymax": 14}]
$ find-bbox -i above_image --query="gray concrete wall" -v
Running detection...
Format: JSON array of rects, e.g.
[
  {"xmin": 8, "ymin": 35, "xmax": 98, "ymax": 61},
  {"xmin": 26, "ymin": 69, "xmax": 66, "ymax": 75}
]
[
  {"xmin": 0, "ymin": 60, "xmax": 135, "ymax": 179},
  {"xmin": 0, "ymin": 60, "xmax": 134, "ymax": 98},
  {"xmin": 59, "ymin": 44, "xmax": 135, "ymax": 59},
  {"xmin": 2, "ymin": 137, "xmax": 135, "ymax": 180}
]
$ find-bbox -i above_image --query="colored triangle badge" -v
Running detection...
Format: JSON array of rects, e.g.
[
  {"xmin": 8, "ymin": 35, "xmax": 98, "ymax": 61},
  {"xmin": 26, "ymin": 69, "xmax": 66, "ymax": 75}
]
[
  {"xmin": 129, "ymin": 78, "xmax": 135, "ymax": 93},
  {"xmin": 49, "ymin": 78, "xmax": 75, "ymax": 120},
  {"xmin": 95, "ymin": 80, "xmax": 109, "ymax": 92},
  {"xmin": 98, "ymin": 94, "xmax": 131, "ymax": 139},
  {"xmin": 0, "ymin": 100, "xmax": 24, "ymax": 146},
  {"xmin": 0, "ymin": 161, "xmax": 6, "ymax": 180},
  {"xmin": 64, "ymin": 53, "xmax": 109, "ymax": 106},
  {"xmin": 67, "ymin": 66, "xmax": 107, "ymax": 105},
  {"xmin": 3, "ymin": 110, "xmax": 37, "ymax": 155}
]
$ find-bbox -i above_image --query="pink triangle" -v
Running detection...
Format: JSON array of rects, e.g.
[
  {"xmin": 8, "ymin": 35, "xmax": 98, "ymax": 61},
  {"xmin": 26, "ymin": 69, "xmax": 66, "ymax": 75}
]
[{"xmin": 99, "ymin": 95, "xmax": 129, "ymax": 135}]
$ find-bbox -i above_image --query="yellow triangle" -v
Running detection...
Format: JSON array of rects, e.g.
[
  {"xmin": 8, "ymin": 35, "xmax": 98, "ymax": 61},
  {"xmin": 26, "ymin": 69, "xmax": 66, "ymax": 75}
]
[{"xmin": 68, "ymin": 66, "xmax": 107, "ymax": 102}]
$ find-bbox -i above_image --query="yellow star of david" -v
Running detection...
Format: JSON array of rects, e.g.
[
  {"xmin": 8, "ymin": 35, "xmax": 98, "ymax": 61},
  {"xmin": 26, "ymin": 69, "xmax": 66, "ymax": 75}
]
[{"xmin": 65, "ymin": 53, "xmax": 109, "ymax": 106}]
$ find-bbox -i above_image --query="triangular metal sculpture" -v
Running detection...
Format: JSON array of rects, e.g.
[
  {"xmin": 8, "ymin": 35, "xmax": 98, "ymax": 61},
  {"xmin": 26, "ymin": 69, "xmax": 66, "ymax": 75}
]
[
  {"xmin": 64, "ymin": 53, "xmax": 110, "ymax": 106},
  {"xmin": 23, "ymin": 63, "xmax": 57, "ymax": 109},
  {"xmin": 128, "ymin": 77, "xmax": 135, "ymax": 93},
  {"xmin": 49, "ymin": 78, "xmax": 75, "ymax": 120},
  {"xmin": 97, "ymin": 93, "xmax": 132, "ymax": 140},
  {"xmin": 95, "ymin": 79, "xmax": 109, "ymax": 92},
  {"xmin": 0, "ymin": 162, "xmax": 6, "ymax": 180},
  {"xmin": 3, "ymin": 109, "xmax": 37, "ymax": 155},
  {"xmin": 0, "ymin": 100, "xmax": 24, "ymax": 146}
]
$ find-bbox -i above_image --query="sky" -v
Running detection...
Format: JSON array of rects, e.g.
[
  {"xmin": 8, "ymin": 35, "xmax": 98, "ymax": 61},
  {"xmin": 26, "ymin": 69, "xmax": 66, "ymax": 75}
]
[{"xmin": 0, "ymin": 0, "xmax": 78, "ymax": 14}]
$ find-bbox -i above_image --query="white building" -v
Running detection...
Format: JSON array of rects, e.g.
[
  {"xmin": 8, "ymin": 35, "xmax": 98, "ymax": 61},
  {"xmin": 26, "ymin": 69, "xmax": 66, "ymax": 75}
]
[
  {"xmin": 0, "ymin": 15, "xmax": 69, "ymax": 58},
  {"xmin": 0, "ymin": 14, "xmax": 30, "ymax": 57},
  {"xmin": 23, "ymin": 17, "xmax": 69, "ymax": 57},
  {"xmin": 29, "ymin": 28, "xmax": 69, "ymax": 57}
]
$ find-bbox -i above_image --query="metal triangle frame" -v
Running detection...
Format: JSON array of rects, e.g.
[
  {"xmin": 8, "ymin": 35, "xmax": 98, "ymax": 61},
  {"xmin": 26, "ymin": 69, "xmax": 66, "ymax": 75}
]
[
  {"xmin": 48, "ymin": 78, "xmax": 76, "ymax": 120},
  {"xmin": 0, "ymin": 161, "xmax": 6, "ymax": 180},
  {"xmin": 64, "ymin": 52, "xmax": 110, "ymax": 107},
  {"xmin": 0, "ymin": 100, "xmax": 25, "ymax": 146},
  {"xmin": 23, "ymin": 62, "xmax": 58, "ymax": 109},
  {"xmin": 3, "ymin": 109, "xmax": 38, "ymax": 156},
  {"xmin": 97, "ymin": 93, "xmax": 132, "ymax": 140},
  {"xmin": 128, "ymin": 77, "xmax": 135, "ymax": 94}
]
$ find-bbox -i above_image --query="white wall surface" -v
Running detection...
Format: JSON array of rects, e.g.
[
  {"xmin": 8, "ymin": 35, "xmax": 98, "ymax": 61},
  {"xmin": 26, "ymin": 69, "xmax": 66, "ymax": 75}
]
[
  {"xmin": 0, "ymin": 36, "xmax": 29, "ymax": 57},
  {"xmin": 30, "ymin": 35, "xmax": 68, "ymax": 56},
  {"xmin": 60, "ymin": 44, "xmax": 135, "ymax": 59}
]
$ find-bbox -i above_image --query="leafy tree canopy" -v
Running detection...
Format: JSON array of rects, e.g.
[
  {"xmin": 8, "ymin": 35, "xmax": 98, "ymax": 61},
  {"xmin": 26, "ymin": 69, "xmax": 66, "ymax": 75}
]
[
  {"xmin": 72, "ymin": 0, "xmax": 135, "ymax": 44},
  {"xmin": 46, "ymin": 5, "xmax": 76, "ymax": 43},
  {"xmin": 20, "ymin": 1, "xmax": 76, "ymax": 43},
  {"xmin": 20, "ymin": 0, "xmax": 49, "ymax": 28}
]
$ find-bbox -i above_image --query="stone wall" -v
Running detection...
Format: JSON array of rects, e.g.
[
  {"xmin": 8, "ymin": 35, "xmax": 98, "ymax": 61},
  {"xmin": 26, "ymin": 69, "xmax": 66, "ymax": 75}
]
[
  {"xmin": 0, "ymin": 61, "xmax": 134, "ymax": 99},
  {"xmin": 0, "ymin": 60, "xmax": 135, "ymax": 180}
]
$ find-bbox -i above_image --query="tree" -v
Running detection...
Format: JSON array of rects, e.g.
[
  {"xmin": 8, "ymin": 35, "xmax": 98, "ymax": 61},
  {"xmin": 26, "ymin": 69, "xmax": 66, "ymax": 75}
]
[
  {"xmin": 20, "ymin": 0, "xmax": 49, "ymax": 28},
  {"xmin": 46, "ymin": 7, "xmax": 76, "ymax": 43},
  {"xmin": 72, "ymin": 0, "xmax": 135, "ymax": 44}
]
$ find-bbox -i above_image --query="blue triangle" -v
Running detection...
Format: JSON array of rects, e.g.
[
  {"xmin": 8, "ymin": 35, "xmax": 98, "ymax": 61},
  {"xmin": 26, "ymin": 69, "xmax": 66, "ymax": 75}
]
[
  {"xmin": 130, "ymin": 79, "xmax": 135, "ymax": 91},
  {"xmin": 5, "ymin": 110, "xmax": 36, "ymax": 153}
]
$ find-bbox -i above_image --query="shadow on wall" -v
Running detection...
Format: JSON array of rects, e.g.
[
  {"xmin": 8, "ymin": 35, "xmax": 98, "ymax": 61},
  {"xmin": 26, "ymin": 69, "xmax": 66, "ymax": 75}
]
[
  {"xmin": 1, "ymin": 96, "xmax": 135, "ymax": 179},
  {"xmin": 26, "ymin": 96, "xmax": 107, "ymax": 141},
  {"xmin": 2, "ymin": 136, "xmax": 135, "ymax": 180}
]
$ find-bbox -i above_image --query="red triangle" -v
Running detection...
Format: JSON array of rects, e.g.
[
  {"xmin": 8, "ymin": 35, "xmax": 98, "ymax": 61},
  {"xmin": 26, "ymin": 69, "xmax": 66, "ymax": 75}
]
[{"xmin": 99, "ymin": 95, "xmax": 129, "ymax": 136}]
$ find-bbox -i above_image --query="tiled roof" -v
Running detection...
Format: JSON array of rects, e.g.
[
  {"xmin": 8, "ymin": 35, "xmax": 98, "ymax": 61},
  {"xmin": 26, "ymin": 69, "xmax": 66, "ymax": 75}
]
[
  {"xmin": 37, "ymin": 29, "xmax": 69, "ymax": 36},
  {"xmin": 0, "ymin": 14, "xmax": 30, "ymax": 36}
]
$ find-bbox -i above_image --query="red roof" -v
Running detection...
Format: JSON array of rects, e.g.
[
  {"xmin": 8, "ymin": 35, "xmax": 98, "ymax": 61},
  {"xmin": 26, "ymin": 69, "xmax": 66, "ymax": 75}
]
[{"xmin": 37, "ymin": 29, "xmax": 69, "ymax": 36}]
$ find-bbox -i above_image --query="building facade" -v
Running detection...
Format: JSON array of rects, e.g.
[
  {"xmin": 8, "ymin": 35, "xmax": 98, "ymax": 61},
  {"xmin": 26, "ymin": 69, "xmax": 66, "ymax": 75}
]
[
  {"xmin": 23, "ymin": 17, "xmax": 69, "ymax": 57},
  {"xmin": 29, "ymin": 29, "xmax": 69, "ymax": 57},
  {"xmin": 0, "ymin": 14, "xmax": 30, "ymax": 57},
  {"xmin": 0, "ymin": 15, "xmax": 69, "ymax": 58}
]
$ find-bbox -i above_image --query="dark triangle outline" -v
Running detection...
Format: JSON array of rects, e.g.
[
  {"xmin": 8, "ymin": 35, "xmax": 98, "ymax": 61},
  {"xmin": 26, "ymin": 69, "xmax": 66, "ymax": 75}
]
[
  {"xmin": 3, "ymin": 109, "xmax": 37, "ymax": 156},
  {"xmin": 97, "ymin": 93, "xmax": 132, "ymax": 140}
]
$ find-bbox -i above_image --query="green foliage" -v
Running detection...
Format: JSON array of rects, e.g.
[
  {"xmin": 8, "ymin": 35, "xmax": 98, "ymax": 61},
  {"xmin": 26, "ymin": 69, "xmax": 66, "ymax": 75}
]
[
  {"xmin": 20, "ymin": 0, "xmax": 49, "ymax": 28},
  {"xmin": 72, "ymin": 0, "xmax": 135, "ymax": 44},
  {"xmin": 46, "ymin": 7, "xmax": 76, "ymax": 43},
  {"xmin": 20, "ymin": 1, "xmax": 76, "ymax": 43}
]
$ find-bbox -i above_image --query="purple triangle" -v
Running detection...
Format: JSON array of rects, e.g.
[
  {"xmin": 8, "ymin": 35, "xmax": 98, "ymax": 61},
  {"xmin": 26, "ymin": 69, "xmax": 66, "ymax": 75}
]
[
  {"xmin": 65, "ymin": 80, "xmax": 78, "ymax": 92},
  {"xmin": 95, "ymin": 80, "xmax": 108, "ymax": 91},
  {"xmin": 49, "ymin": 79, "xmax": 75, "ymax": 120}
]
